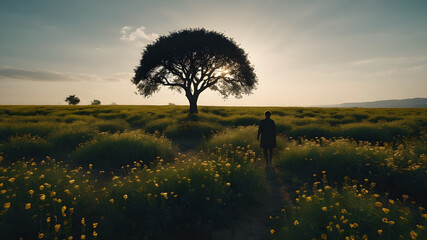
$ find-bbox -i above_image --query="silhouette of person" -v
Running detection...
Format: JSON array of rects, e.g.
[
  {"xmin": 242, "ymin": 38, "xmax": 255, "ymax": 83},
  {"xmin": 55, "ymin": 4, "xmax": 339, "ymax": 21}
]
[{"xmin": 257, "ymin": 111, "xmax": 276, "ymax": 167}]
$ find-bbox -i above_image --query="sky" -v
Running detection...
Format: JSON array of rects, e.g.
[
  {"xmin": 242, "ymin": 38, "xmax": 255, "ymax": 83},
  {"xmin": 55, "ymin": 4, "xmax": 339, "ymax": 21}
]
[{"xmin": 1, "ymin": 0, "xmax": 426, "ymax": 106}]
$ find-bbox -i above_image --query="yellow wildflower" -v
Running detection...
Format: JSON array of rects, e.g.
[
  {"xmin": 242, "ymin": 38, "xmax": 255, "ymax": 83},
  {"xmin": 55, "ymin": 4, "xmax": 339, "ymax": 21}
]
[
  {"xmin": 410, "ymin": 231, "xmax": 417, "ymax": 239},
  {"xmin": 375, "ymin": 202, "xmax": 382, "ymax": 207},
  {"xmin": 294, "ymin": 220, "xmax": 299, "ymax": 225},
  {"xmin": 322, "ymin": 207, "xmax": 327, "ymax": 211},
  {"xmin": 382, "ymin": 208, "xmax": 390, "ymax": 214},
  {"xmin": 54, "ymin": 224, "xmax": 61, "ymax": 232},
  {"xmin": 123, "ymin": 194, "xmax": 128, "ymax": 200},
  {"xmin": 4, "ymin": 202, "xmax": 11, "ymax": 209},
  {"xmin": 8, "ymin": 177, "xmax": 15, "ymax": 183},
  {"xmin": 38, "ymin": 233, "xmax": 44, "ymax": 239},
  {"xmin": 350, "ymin": 223, "xmax": 358, "ymax": 228},
  {"xmin": 81, "ymin": 235, "xmax": 86, "ymax": 240},
  {"xmin": 40, "ymin": 194, "xmax": 46, "ymax": 201},
  {"xmin": 306, "ymin": 196, "xmax": 312, "ymax": 202},
  {"xmin": 25, "ymin": 203, "xmax": 31, "ymax": 209},
  {"xmin": 226, "ymin": 182, "xmax": 231, "ymax": 187},
  {"xmin": 382, "ymin": 218, "xmax": 388, "ymax": 223},
  {"xmin": 160, "ymin": 192, "xmax": 168, "ymax": 199},
  {"xmin": 321, "ymin": 233, "xmax": 327, "ymax": 240},
  {"xmin": 377, "ymin": 229, "xmax": 383, "ymax": 235},
  {"xmin": 93, "ymin": 231, "xmax": 98, "ymax": 237},
  {"xmin": 270, "ymin": 229, "xmax": 275, "ymax": 235},
  {"xmin": 93, "ymin": 222, "xmax": 98, "ymax": 228}
]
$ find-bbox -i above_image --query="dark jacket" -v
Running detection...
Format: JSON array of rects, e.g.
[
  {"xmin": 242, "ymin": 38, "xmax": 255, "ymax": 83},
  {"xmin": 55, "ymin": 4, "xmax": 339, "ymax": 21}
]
[{"xmin": 258, "ymin": 118, "xmax": 276, "ymax": 148}]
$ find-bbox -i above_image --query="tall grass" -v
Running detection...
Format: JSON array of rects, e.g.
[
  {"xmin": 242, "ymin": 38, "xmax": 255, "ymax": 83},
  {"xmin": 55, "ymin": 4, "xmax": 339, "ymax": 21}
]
[
  {"xmin": 164, "ymin": 121, "xmax": 222, "ymax": 139},
  {"xmin": 0, "ymin": 122, "xmax": 60, "ymax": 142},
  {"xmin": 268, "ymin": 175, "xmax": 427, "ymax": 240},
  {"xmin": 205, "ymin": 126, "xmax": 286, "ymax": 153},
  {"xmin": 71, "ymin": 131, "xmax": 176, "ymax": 169},
  {"xmin": 276, "ymin": 137, "xmax": 427, "ymax": 204},
  {"xmin": 0, "ymin": 146, "xmax": 264, "ymax": 239},
  {"xmin": 0, "ymin": 134, "xmax": 51, "ymax": 162}
]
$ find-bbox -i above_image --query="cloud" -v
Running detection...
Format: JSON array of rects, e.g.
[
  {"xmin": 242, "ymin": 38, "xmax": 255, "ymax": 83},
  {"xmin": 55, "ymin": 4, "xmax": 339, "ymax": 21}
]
[
  {"xmin": 120, "ymin": 26, "xmax": 159, "ymax": 45},
  {"xmin": 0, "ymin": 66, "xmax": 131, "ymax": 83}
]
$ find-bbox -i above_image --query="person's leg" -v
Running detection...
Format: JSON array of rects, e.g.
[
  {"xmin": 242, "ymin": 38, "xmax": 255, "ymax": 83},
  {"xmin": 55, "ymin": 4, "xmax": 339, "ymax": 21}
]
[
  {"xmin": 263, "ymin": 147, "xmax": 268, "ymax": 167},
  {"xmin": 269, "ymin": 148, "xmax": 273, "ymax": 166}
]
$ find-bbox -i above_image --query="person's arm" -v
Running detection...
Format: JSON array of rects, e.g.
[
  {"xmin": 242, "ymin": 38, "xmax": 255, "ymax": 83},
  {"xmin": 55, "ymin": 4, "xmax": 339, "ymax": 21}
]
[
  {"xmin": 257, "ymin": 121, "xmax": 262, "ymax": 140},
  {"xmin": 273, "ymin": 120, "xmax": 276, "ymax": 138}
]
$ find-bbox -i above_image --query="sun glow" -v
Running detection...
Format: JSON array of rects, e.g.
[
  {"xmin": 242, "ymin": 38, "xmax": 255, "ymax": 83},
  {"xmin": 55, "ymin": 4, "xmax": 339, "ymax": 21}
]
[{"xmin": 215, "ymin": 67, "xmax": 231, "ymax": 78}]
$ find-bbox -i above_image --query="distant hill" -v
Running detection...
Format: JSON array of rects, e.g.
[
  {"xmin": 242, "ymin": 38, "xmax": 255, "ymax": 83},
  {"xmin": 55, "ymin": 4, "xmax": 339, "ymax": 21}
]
[{"xmin": 318, "ymin": 98, "xmax": 427, "ymax": 108}]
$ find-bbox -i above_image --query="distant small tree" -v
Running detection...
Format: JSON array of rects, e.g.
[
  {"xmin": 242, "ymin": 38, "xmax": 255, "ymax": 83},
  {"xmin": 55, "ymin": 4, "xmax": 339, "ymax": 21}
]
[
  {"xmin": 65, "ymin": 95, "xmax": 80, "ymax": 105},
  {"xmin": 91, "ymin": 99, "xmax": 101, "ymax": 105},
  {"xmin": 132, "ymin": 28, "xmax": 257, "ymax": 114}
]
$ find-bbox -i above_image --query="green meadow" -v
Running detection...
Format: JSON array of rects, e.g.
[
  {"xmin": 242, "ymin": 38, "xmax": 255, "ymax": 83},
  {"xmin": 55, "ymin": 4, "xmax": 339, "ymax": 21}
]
[{"xmin": 0, "ymin": 105, "xmax": 426, "ymax": 239}]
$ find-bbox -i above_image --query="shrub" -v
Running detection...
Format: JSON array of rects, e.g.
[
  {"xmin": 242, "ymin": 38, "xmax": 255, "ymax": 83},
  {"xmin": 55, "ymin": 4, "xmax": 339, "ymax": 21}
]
[
  {"xmin": 229, "ymin": 115, "xmax": 260, "ymax": 126},
  {"xmin": 72, "ymin": 131, "xmax": 176, "ymax": 169},
  {"xmin": 164, "ymin": 121, "xmax": 222, "ymax": 139},
  {"xmin": 338, "ymin": 122, "xmax": 411, "ymax": 143},
  {"xmin": 276, "ymin": 122, "xmax": 292, "ymax": 135},
  {"xmin": 125, "ymin": 114, "xmax": 148, "ymax": 128},
  {"xmin": 206, "ymin": 126, "xmax": 260, "ymax": 151},
  {"xmin": 47, "ymin": 125, "xmax": 97, "ymax": 152},
  {"xmin": 290, "ymin": 125, "xmax": 332, "ymax": 139},
  {"xmin": 0, "ymin": 134, "xmax": 51, "ymax": 162},
  {"xmin": 96, "ymin": 119, "xmax": 130, "ymax": 133},
  {"xmin": 145, "ymin": 118, "xmax": 175, "ymax": 134},
  {"xmin": 0, "ymin": 122, "xmax": 59, "ymax": 142},
  {"xmin": 205, "ymin": 126, "xmax": 286, "ymax": 153}
]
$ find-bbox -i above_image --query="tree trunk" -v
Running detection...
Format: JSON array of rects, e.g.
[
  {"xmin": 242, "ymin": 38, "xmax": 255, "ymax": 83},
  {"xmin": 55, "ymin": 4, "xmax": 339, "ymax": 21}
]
[{"xmin": 187, "ymin": 95, "xmax": 198, "ymax": 114}]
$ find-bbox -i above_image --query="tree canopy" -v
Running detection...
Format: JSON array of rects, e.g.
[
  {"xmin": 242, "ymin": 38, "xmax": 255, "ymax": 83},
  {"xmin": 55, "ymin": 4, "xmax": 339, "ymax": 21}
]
[
  {"xmin": 65, "ymin": 95, "xmax": 80, "ymax": 105},
  {"xmin": 91, "ymin": 99, "xmax": 101, "ymax": 105},
  {"xmin": 132, "ymin": 28, "xmax": 257, "ymax": 113}
]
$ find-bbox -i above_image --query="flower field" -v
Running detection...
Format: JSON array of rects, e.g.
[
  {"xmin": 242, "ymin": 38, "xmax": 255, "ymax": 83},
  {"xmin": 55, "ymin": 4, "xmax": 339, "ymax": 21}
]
[
  {"xmin": 0, "ymin": 105, "xmax": 426, "ymax": 239},
  {"xmin": 1, "ymin": 145, "xmax": 263, "ymax": 239},
  {"xmin": 268, "ymin": 174, "xmax": 427, "ymax": 240}
]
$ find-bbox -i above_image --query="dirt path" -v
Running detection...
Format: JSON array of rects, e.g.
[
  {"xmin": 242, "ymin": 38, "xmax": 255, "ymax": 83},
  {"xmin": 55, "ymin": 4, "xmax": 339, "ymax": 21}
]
[{"xmin": 212, "ymin": 167, "xmax": 290, "ymax": 240}]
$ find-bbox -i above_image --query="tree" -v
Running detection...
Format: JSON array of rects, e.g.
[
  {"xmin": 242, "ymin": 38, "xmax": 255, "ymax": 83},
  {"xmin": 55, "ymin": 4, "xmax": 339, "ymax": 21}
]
[
  {"xmin": 65, "ymin": 95, "xmax": 80, "ymax": 105},
  {"xmin": 91, "ymin": 99, "xmax": 101, "ymax": 105},
  {"xmin": 132, "ymin": 28, "xmax": 258, "ymax": 114}
]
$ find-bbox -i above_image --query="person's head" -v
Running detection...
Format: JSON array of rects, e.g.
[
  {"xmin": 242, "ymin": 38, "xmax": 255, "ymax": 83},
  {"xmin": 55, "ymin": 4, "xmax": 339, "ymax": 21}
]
[{"xmin": 264, "ymin": 110, "xmax": 271, "ymax": 118}]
